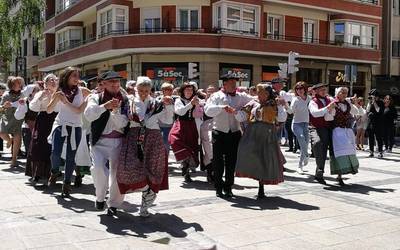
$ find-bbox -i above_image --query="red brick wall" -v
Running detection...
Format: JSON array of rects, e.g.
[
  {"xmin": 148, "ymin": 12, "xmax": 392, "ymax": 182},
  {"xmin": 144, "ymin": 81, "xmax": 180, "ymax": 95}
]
[
  {"xmin": 319, "ymin": 20, "xmax": 328, "ymax": 43},
  {"xmin": 202, "ymin": 6, "xmax": 212, "ymax": 33},
  {"xmin": 285, "ymin": 16, "xmax": 303, "ymax": 42},
  {"xmin": 162, "ymin": 6, "xmax": 176, "ymax": 32},
  {"xmin": 130, "ymin": 8, "xmax": 140, "ymax": 32}
]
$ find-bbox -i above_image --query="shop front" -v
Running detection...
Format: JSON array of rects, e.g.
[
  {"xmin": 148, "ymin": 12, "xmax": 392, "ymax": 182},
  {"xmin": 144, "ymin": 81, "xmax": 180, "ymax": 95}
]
[
  {"xmin": 262, "ymin": 66, "xmax": 279, "ymax": 82},
  {"xmin": 142, "ymin": 62, "xmax": 199, "ymax": 90},
  {"xmin": 297, "ymin": 68, "xmax": 322, "ymax": 86},
  {"xmin": 328, "ymin": 70, "xmax": 366, "ymax": 98},
  {"xmin": 219, "ymin": 63, "xmax": 253, "ymax": 87}
]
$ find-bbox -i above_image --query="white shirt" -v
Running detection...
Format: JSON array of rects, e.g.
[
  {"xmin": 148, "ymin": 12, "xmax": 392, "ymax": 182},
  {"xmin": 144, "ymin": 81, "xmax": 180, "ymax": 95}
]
[
  {"xmin": 204, "ymin": 91, "xmax": 253, "ymax": 133},
  {"xmin": 174, "ymin": 98, "xmax": 193, "ymax": 116},
  {"xmin": 29, "ymin": 91, "xmax": 51, "ymax": 112},
  {"xmin": 129, "ymin": 96, "xmax": 174, "ymax": 130},
  {"xmin": 84, "ymin": 93, "xmax": 129, "ymax": 135},
  {"xmin": 288, "ymin": 95, "xmax": 311, "ymax": 123},
  {"xmin": 308, "ymin": 96, "xmax": 334, "ymax": 118}
]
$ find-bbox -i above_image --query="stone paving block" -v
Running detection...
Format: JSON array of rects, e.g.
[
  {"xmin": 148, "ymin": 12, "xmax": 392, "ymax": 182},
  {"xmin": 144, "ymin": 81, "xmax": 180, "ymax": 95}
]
[
  {"xmin": 267, "ymin": 236, "xmax": 325, "ymax": 250},
  {"xmin": 304, "ymin": 218, "xmax": 351, "ymax": 230}
]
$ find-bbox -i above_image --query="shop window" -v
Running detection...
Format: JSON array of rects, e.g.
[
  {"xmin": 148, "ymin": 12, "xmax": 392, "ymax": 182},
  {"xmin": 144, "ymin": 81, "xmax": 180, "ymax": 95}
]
[
  {"xmin": 296, "ymin": 68, "xmax": 322, "ymax": 85},
  {"xmin": 393, "ymin": 40, "xmax": 400, "ymax": 57}
]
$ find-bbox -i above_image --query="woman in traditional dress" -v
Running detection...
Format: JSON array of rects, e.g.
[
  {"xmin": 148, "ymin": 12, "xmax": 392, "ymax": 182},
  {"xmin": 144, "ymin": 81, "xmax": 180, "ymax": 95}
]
[
  {"xmin": 26, "ymin": 74, "xmax": 59, "ymax": 185},
  {"xmin": 235, "ymin": 84, "xmax": 286, "ymax": 199},
  {"xmin": 169, "ymin": 82, "xmax": 200, "ymax": 182},
  {"xmin": 117, "ymin": 77, "xmax": 173, "ymax": 217},
  {"xmin": 326, "ymin": 87, "xmax": 359, "ymax": 186},
  {"xmin": 355, "ymin": 97, "xmax": 368, "ymax": 150},
  {"xmin": 47, "ymin": 67, "xmax": 89, "ymax": 197},
  {"xmin": 0, "ymin": 76, "xmax": 25, "ymax": 167}
]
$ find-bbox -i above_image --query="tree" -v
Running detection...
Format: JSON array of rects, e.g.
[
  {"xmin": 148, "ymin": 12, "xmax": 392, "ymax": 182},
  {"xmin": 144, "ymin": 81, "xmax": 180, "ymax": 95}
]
[{"xmin": 0, "ymin": 0, "xmax": 45, "ymax": 71}]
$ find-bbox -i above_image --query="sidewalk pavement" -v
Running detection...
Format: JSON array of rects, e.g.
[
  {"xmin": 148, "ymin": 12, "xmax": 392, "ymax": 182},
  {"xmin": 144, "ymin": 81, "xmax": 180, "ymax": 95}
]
[{"xmin": 0, "ymin": 147, "xmax": 399, "ymax": 250}]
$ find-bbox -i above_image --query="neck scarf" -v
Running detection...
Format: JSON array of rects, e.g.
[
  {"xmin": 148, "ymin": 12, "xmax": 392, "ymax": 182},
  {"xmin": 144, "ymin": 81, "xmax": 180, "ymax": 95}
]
[{"xmin": 62, "ymin": 85, "xmax": 79, "ymax": 103}]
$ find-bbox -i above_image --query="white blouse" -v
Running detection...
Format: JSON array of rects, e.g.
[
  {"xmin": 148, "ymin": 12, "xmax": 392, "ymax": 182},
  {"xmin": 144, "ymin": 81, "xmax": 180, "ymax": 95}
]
[
  {"xmin": 29, "ymin": 91, "xmax": 51, "ymax": 112},
  {"xmin": 129, "ymin": 96, "xmax": 174, "ymax": 130}
]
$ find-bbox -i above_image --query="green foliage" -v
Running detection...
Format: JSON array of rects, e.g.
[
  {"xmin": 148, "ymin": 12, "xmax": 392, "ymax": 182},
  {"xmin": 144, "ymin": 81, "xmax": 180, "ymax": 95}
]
[{"xmin": 0, "ymin": 0, "xmax": 45, "ymax": 66}]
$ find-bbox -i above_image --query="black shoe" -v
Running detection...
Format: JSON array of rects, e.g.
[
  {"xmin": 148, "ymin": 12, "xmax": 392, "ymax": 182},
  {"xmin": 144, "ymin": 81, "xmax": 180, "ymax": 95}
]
[
  {"xmin": 206, "ymin": 170, "xmax": 214, "ymax": 183},
  {"xmin": 184, "ymin": 173, "xmax": 193, "ymax": 183},
  {"xmin": 338, "ymin": 178, "xmax": 345, "ymax": 186},
  {"xmin": 95, "ymin": 201, "xmax": 105, "ymax": 210},
  {"xmin": 285, "ymin": 148, "xmax": 293, "ymax": 152},
  {"xmin": 107, "ymin": 207, "xmax": 118, "ymax": 216},
  {"xmin": 61, "ymin": 183, "xmax": 71, "ymax": 198},
  {"xmin": 216, "ymin": 189, "xmax": 224, "ymax": 198},
  {"xmin": 224, "ymin": 189, "xmax": 234, "ymax": 198},
  {"xmin": 369, "ymin": 152, "xmax": 374, "ymax": 157},
  {"xmin": 74, "ymin": 175, "xmax": 82, "ymax": 187},
  {"xmin": 378, "ymin": 152, "xmax": 383, "ymax": 158},
  {"xmin": 257, "ymin": 193, "xmax": 266, "ymax": 199},
  {"xmin": 315, "ymin": 177, "xmax": 327, "ymax": 185}
]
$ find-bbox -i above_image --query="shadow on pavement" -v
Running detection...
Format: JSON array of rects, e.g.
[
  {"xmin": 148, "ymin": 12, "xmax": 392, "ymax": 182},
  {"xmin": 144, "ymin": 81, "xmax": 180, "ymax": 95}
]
[
  {"xmin": 1, "ymin": 163, "xmax": 26, "ymax": 174},
  {"xmin": 99, "ymin": 212, "xmax": 204, "ymax": 239},
  {"xmin": 323, "ymin": 183, "xmax": 395, "ymax": 195},
  {"xmin": 228, "ymin": 195, "xmax": 320, "ymax": 211}
]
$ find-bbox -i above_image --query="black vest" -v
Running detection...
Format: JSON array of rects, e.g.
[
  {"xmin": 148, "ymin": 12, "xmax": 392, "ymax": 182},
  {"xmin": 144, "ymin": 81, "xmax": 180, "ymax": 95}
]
[{"xmin": 91, "ymin": 92, "xmax": 128, "ymax": 146}]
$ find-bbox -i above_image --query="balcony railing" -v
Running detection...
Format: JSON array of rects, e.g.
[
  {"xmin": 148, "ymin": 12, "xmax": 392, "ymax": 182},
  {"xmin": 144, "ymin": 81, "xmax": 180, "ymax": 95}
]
[
  {"xmin": 45, "ymin": 28, "xmax": 377, "ymax": 57},
  {"xmin": 265, "ymin": 34, "xmax": 378, "ymax": 50},
  {"xmin": 355, "ymin": 0, "xmax": 379, "ymax": 5}
]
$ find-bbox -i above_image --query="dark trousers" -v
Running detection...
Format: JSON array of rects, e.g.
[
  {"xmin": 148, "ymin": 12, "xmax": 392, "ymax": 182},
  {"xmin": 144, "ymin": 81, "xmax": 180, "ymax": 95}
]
[
  {"xmin": 310, "ymin": 127, "xmax": 332, "ymax": 178},
  {"xmin": 22, "ymin": 127, "xmax": 32, "ymax": 153},
  {"xmin": 383, "ymin": 125, "xmax": 395, "ymax": 151},
  {"xmin": 285, "ymin": 120, "xmax": 299, "ymax": 151},
  {"xmin": 368, "ymin": 126, "xmax": 384, "ymax": 153},
  {"xmin": 212, "ymin": 130, "xmax": 241, "ymax": 191}
]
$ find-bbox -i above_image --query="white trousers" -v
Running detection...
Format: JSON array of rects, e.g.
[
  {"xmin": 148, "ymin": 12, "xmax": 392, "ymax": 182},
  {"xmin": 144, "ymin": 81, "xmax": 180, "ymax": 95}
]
[
  {"xmin": 200, "ymin": 119, "xmax": 213, "ymax": 166},
  {"xmin": 90, "ymin": 137, "xmax": 125, "ymax": 208}
]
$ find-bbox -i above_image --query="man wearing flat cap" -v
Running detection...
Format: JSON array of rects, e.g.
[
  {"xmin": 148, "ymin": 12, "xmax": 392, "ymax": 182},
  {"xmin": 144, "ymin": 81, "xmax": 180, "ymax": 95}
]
[
  {"xmin": 366, "ymin": 89, "xmax": 384, "ymax": 158},
  {"xmin": 204, "ymin": 73, "xmax": 253, "ymax": 198},
  {"xmin": 84, "ymin": 70, "xmax": 129, "ymax": 212},
  {"xmin": 308, "ymin": 83, "xmax": 336, "ymax": 185}
]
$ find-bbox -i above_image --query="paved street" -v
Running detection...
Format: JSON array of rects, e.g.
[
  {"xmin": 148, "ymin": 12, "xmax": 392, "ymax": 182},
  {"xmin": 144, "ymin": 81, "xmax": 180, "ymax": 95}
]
[{"xmin": 0, "ymin": 146, "xmax": 400, "ymax": 250}]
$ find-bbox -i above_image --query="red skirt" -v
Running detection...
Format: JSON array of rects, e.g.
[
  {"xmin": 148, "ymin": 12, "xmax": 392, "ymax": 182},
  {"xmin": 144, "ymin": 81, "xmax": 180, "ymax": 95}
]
[
  {"xmin": 168, "ymin": 119, "xmax": 199, "ymax": 164},
  {"xmin": 117, "ymin": 127, "xmax": 168, "ymax": 194}
]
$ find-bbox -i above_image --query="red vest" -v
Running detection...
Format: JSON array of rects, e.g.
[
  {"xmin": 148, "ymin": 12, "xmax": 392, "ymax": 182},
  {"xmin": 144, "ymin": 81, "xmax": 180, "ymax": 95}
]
[{"xmin": 309, "ymin": 96, "xmax": 332, "ymax": 128}]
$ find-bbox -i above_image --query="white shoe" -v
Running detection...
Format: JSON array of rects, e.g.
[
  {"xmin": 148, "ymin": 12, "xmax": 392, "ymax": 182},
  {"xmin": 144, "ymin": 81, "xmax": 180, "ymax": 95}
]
[
  {"xmin": 297, "ymin": 165, "xmax": 304, "ymax": 174},
  {"xmin": 303, "ymin": 156, "xmax": 309, "ymax": 166}
]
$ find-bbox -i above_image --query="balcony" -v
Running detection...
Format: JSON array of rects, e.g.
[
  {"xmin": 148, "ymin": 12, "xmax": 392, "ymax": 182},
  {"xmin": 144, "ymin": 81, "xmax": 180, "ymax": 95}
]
[
  {"xmin": 39, "ymin": 27, "xmax": 380, "ymax": 71},
  {"xmin": 265, "ymin": 34, "xmax": 378, "ymax": 50}
]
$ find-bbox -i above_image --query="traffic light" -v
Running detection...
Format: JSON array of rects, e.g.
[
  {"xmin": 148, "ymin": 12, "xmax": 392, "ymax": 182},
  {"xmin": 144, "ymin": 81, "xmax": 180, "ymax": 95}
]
[
  {"xmin": 288, "ymin": 51, "xmax": 300, "ymax": 74},
  {"xmin": 188, "ymin": 62, "xmax": 199, "ymax": 79},
  {"xmin": 278, "ymin": 63, "xmax": 288, "ymax": 79}
]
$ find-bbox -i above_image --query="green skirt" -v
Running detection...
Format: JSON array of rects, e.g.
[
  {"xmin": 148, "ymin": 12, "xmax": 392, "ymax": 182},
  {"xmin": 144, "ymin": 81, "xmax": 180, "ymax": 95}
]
[{"xmin": 330, "ymin": 155, "xmax": 359, "ymax": 175}]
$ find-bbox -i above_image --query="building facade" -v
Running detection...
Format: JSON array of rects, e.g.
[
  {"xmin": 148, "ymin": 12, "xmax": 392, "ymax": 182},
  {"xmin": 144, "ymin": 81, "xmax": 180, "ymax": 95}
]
[{"xmin": 39, "ymin": 0, "xmax": 382, "ymax": 96}]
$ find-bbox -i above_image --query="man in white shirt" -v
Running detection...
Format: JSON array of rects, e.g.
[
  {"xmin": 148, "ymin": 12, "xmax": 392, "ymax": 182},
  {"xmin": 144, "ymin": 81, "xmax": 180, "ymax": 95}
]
[
  {"xmin": 84, "ymin": 71, "xmax": 129, "ymax": 213},
  {"xmin": 271, "ymin": 78, "xmax": 289, "ymax": 143},
  {"xmin": 204, "ymin": 74, "xmax": 252, "ymax": 198},
  {"xmin": 308, "ymin": 83, "xmax": 336, "ymax": 184}
]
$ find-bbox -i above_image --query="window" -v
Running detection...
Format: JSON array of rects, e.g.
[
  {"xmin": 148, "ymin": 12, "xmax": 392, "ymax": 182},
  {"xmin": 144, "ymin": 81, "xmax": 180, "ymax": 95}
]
[
  {"xmin": 97, "ymin": 6, "xmax": 128, "ymax": 38},
  {"xmin": 100, "ymin": 10, "xmax": 112, "ymax": 36},
  {"xmin": 56, "ymin": 0, "xmax": 78, "ymax": 13},
  {"xmin": 179, "ymin": 9, "xmax": 199, "ymax": 31},
  {"xmin": 267, "ymin": 15, "xmax": 283, "ymax": 40},
  {"xmin": 334, "ymin": 23, "xmax": 345, "ymax": 44},
  {"xmin": 32, "ymin": 38, "xmax": 39, "ymax": 56},
  {"xmin": 213, "ymin": 2, "xmax": 259, "ymax": 36},
  {"xmin": 393, "ymin": 40, "xmax": 400, "ymax": 57},
  {"xmin": 394, "ymin": 0, "xmax": 400, "ymax": 15},
  {"xmin": 303, "ymin": 20, "xmax": 316, "ymax": 43},
  {"xmin": 23, "ymin": 39, "xmax": 27, "ymax": 56},
  {"xmin": 142, "ymin": 8, "xmax": 161, "ymax": 33},
  {"xmin": 56, "ymin": 28, "xmax": 82, "ymax": 52},
  {"xmin": 348, "ymin": 23, "xmax": 361, "ymax": 46}
]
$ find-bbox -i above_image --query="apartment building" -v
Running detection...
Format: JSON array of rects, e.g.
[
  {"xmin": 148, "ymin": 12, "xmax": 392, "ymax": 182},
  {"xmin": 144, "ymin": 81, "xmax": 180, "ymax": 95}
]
[{"xmin": 39, "ymin": 0, "xmax": 382, "ymax": 96}]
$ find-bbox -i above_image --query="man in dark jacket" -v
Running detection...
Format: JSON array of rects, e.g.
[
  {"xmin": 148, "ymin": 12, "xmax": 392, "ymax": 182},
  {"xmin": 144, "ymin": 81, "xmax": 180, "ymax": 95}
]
[{"xmin": 366, "ymin": 89, "xmax": 385, "ymax": 158}]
